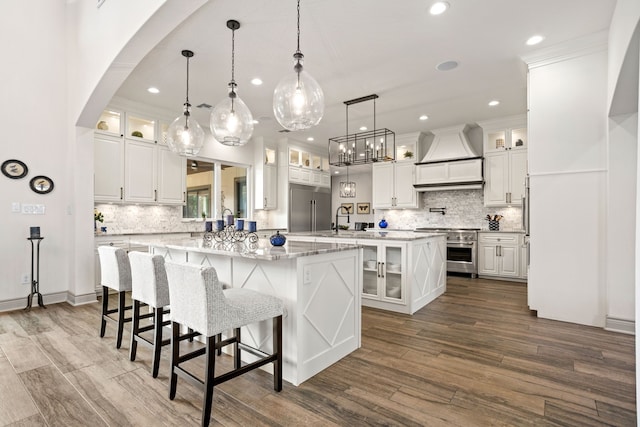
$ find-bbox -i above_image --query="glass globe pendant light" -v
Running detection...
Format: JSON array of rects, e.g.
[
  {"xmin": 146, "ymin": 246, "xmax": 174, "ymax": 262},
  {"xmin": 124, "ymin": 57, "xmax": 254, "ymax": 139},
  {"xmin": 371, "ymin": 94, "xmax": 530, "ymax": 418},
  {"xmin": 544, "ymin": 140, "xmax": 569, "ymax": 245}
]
[
  {"xmin": 210, "ymin": 20, "xmax": 254, "ymax": 146},
  {"xmin": 273, "ymin": 0, "xmax": 324, "ymax": 131},
  {"xmin": 167, "ymin": 50, "xmax": 205, "ymax": 156}
]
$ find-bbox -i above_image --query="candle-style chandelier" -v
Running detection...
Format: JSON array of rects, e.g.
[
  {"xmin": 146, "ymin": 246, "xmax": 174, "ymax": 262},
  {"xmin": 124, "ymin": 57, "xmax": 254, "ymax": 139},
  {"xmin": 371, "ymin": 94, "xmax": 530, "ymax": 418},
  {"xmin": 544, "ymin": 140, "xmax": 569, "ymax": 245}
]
[{"xmin": 328, "ymin": 94, "xmax": 395, "ymax": 167}]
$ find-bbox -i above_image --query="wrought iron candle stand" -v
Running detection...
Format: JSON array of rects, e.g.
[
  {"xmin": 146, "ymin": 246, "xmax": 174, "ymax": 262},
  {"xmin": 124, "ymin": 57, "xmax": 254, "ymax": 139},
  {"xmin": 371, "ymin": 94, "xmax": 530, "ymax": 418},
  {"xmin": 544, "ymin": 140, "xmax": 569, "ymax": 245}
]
[{"xmin": 203, "ymin": 212, "xmax": 258, "ymax": 253}]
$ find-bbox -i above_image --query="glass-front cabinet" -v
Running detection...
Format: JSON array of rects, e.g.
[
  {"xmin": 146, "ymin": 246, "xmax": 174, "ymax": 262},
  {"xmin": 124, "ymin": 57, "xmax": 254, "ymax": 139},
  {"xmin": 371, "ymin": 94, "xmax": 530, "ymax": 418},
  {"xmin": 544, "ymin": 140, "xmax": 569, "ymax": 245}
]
[
  {"xmin": 95, "ymin": 109, "xmax": 123, "ymax": 137},
  {"xmin": 361, "ymin": 242, "xmax": 405, "ymax": 304},
  {"xmin": 126, "ymin": 114, "xmax": 156, "ymax": 142}
]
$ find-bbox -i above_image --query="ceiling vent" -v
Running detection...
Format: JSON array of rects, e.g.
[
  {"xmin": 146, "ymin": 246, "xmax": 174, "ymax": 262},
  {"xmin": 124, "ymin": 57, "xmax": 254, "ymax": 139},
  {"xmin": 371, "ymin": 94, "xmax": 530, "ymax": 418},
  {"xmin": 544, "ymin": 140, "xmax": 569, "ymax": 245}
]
[{"xmin": 196, "ymin": 103, "xmax": 212, "ymax": 109}]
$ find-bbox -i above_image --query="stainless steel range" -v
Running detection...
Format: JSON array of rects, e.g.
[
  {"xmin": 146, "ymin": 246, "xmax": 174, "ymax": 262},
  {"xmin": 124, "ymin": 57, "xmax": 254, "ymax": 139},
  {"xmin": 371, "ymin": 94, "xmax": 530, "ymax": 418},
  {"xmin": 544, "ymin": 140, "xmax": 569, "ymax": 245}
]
[{"xmin": 414, "ymin": 228, "xmax": 479, "ymax": 277}]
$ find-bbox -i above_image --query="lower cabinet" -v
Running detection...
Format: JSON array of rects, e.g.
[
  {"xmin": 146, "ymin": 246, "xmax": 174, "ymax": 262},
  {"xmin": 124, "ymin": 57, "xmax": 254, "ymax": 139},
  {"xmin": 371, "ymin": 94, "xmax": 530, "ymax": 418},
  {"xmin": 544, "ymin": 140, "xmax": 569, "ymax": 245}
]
[
  {"xmin": 293, "ymin": 235, "xmax": 447, "ymax": 314},
  {"xmin": 478, "ymin": 232, "xmax": 525, "ymax": 280},
  {"xmin": 361, "ymin": 241, "xmax": 406, "ymax": 304}
]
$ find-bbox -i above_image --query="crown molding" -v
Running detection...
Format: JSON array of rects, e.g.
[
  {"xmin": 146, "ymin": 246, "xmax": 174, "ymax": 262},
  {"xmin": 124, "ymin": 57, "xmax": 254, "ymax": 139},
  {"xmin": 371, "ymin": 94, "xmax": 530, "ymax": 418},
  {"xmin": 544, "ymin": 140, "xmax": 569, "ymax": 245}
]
[{"xmin": 521, "ymin": 30, "xmax": 608, "ymax": 69}]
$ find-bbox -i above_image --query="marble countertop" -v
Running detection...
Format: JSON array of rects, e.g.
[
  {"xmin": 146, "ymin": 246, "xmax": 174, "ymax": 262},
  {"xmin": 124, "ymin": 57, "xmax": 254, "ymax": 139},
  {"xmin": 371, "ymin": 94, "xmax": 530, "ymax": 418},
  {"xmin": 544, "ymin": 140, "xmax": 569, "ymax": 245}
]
[
  {"xmin": 132, "ymin": 237, "xmax": 361, "ymax": 261},
  {"xmin": 287, "ymin": 230, "xmax": 446, "ymax": 241},
  {"xmin": 478, "ymin": 229, "xmax": 526, "ymax": 234}
]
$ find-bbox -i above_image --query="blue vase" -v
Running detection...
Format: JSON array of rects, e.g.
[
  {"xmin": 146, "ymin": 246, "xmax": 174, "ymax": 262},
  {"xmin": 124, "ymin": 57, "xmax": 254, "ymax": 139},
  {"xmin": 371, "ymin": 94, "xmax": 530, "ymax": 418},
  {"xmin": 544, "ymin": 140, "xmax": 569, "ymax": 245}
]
[
  {"xmin": 270, "ymin": 231, "xmax": 286, "ymax": 246},
  {"xmin": 378, "ymin": 218, "xmax": 388, "ymax": 229}
]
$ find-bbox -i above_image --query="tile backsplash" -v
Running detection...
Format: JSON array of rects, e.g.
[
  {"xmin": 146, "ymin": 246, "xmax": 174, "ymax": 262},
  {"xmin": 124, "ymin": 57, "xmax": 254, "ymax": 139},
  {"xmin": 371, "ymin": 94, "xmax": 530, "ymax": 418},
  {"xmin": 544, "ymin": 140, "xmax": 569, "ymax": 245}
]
[
  {"xmin": 378, "ymin": 189, "xmax": 523, "ymax": 231},
  {"xmin": 94, "ymin": 204, "xmax": 272, "ymax": 235}
]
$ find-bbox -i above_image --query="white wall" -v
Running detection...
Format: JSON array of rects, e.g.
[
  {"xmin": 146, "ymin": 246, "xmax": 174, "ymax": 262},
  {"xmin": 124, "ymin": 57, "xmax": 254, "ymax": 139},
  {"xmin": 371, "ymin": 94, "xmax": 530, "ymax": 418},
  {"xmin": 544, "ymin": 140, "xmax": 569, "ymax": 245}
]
[
  {"xmin": 526, "ymin": 36, "xmax": 609, "ymax": 326},
  {"xmin": 0, "ymin": 1, "xmax": 210, "ymax": 309},
  {"xmin": 607, "ymin": 113, "xmax": 637, "ymax": 329},
  {"xmin": 0, "ymin": 1, "xmax": 69, "ymax": 307}
]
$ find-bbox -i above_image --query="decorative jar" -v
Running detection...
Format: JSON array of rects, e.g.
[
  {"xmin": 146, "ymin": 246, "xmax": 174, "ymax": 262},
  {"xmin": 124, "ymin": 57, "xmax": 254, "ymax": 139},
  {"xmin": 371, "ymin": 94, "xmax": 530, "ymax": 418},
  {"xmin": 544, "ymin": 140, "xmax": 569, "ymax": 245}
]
[{"xmin": 270, "ymin": 231, "xmax": 286, "ymax": 246}]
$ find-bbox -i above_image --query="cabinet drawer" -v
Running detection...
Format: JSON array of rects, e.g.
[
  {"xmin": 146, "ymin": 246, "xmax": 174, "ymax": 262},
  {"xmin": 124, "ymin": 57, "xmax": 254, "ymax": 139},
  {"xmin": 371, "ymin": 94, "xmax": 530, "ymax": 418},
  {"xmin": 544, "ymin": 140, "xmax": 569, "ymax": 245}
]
[{"xmin": 478, "ymin": 233, "xmax": 519, "ymax": 244}]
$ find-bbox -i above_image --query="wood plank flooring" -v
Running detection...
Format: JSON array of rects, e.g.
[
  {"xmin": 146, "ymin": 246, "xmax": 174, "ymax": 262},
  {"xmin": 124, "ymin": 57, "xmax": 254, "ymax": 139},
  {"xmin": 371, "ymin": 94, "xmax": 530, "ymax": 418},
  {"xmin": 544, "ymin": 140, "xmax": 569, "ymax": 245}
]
[{"xmin": 0, "ymin": 276, "xmax": 635, "ymax": 426}]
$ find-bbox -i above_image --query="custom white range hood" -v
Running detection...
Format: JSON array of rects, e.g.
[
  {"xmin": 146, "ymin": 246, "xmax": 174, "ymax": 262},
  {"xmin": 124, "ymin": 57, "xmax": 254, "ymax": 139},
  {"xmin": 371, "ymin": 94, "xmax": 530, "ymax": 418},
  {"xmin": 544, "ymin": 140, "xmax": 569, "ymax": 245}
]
[{"xmin": 414, "ymin": 124, "xmax": 483, "ymax": 191}]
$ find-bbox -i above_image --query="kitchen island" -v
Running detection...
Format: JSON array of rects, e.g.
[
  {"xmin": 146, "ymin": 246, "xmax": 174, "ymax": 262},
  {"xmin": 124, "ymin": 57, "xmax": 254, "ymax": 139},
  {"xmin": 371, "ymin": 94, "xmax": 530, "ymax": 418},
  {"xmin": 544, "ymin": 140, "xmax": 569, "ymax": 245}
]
[
  {"xmin": 287, "ymin": 231, "xmax": 447, "ymax": 315},
  {"xmin": 136, "ymin": 237, "xmax": 361, "ymax": 386}
]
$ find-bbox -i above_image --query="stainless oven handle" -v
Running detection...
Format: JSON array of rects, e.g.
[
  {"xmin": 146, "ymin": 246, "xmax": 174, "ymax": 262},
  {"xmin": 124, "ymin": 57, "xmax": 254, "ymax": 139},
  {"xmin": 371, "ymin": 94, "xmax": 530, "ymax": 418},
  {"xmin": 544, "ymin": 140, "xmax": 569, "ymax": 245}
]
[{"xmin": 447, "ymin": 242, "xmax": 475, "ymax": 246}]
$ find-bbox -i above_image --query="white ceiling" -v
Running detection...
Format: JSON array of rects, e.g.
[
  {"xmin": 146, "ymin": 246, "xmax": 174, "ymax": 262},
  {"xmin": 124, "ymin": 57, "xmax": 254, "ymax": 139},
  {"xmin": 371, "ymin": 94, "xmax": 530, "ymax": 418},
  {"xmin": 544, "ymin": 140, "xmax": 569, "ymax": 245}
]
[{"xmin": 115, "ymin": 0, "xmax": 616, "ymax": 151}]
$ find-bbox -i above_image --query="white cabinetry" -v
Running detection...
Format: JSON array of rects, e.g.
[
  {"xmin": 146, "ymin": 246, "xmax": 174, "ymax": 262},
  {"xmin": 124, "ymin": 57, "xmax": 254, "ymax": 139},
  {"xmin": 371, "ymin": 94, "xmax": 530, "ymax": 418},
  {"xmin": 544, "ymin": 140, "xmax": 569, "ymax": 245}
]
[
  {"xmin": 94, "ymin": 135, "xmax": 124, "ymax": 202},
  {"xmin": 288, "ymin": 147, "xmax": 330, "ymax": 188},
  {"xmin": 289, "ymin": 234, "xmax": 447, "ymax": 314},
  {"xmin": 94, "ymin": 109, "xmax": 186, "ymax": 205},
  {"xmin": 372, "ymin": 162, "xmax": 417, "ymax": 209},
  {"xmin": 484, "ymin": 150, "xmax": 527, "ymax": 206},
  {"xmin": 478, "ymin": 232, "xmax": 524, "ymax": 279},
  {"xmin": 156, "ymin": 145, "xmax": 186, "ymax": 204},
  {"xmin": 124, "ymin": 139, "xmax": 157, "ymax": 203},
  {"xmin": 361, "ymin": 241, "xmax": 406, "ymax": 305},
  {"xmin": 255, "ymin": 145, "xmax": 278, "ymax": 210},
  {"xmin": 479, "ymin": 115, "xmax": 528, "ymax": 207}
]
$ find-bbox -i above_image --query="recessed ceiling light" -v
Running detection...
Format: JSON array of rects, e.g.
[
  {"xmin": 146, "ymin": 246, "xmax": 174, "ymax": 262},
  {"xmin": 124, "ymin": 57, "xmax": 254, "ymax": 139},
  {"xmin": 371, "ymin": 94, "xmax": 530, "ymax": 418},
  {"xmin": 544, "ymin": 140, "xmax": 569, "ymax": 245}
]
[
  {"xmin": 488, "ymin": 100, "xmax": 500, "ymax": 106},
  {"xmin": 526, "ymin": 35, "xmax": 544, "ymax": 46},
  {"xmin": 429, "ymin": 1, "xmax": 449, "ymax": 15},
  {"xmin": 419, "ymin": 115, "xmax": 429, "ymax": 121},
  {"xmin": 334, "ymin": 171, "xmax": 339, "ymax": 174},
  {"xmin": 360, "ymin": 126, "xmax": 367, "ymax": 131},
  {"xmin": 252, "ymin": 119, "xmax": 259, "ymax": 124},
  {"xmin": 307, "ymin": 137, "xmax": 314, "ymax": 141},
  {"xmin": 251, "ymin": 77, "xmax": 263, "ymax": 86},
  {"xmin": 147, "ymin": 87, "xmax": 159, "ymax": 94},
  {"xmin": 436, "ymin": 60, "xmax": 458, "ymax": 71}
]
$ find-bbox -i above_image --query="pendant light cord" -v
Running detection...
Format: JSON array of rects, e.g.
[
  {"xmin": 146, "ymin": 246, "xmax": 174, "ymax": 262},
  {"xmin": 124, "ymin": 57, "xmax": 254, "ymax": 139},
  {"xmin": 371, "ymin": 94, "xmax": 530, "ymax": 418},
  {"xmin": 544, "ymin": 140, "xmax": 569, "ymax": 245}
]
[
  {"xmin": 185, "ymin": 56, "xmax": 190, "ymax": 105},
  {"xmin": 231, "ymin": 27, "xmax": 236, "ymax": 86},
  {"xmin": 296, "ymin": 0, "xmax": 301, "ymax": 54}
]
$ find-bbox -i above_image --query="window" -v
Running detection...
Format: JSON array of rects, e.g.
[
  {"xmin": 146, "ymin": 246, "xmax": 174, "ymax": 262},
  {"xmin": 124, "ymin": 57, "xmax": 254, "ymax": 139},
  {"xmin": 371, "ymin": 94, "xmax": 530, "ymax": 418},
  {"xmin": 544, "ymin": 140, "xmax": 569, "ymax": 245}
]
[
  {"xmin": 184, "ymin": 185, "xmax": 211, "ymax": 219},
  {"xmin": 183, "ymin": 160, "xmax": 249, "ymax": 219},
  {"xmin": 184, "ymin": 160, "xmax": 214, "ymax": 219}
]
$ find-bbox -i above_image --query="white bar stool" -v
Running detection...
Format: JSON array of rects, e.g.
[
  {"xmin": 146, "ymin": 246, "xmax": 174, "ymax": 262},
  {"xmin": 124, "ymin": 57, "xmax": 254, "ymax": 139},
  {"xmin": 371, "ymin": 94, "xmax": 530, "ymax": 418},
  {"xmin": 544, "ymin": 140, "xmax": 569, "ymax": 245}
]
[
  {"xmin": 128, "ymin": 251, "xmax": 171, "ymax": 378},
  {"xmin": 164, "ymin": 261, "xmax": 283, "ymax": 427},
  {"xmin": 97, "ymin": 246, "xmax": 132, "ymax": 349}
]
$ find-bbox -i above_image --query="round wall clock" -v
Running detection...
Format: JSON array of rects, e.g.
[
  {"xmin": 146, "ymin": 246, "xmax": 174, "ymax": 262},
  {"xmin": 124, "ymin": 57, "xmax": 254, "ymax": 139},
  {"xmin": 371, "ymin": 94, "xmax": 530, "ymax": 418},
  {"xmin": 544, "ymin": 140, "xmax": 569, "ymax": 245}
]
[
  {"xmin": 1, "ymin": 159, "xmax": 28, "ymax": 179},
  {"xmin": 29, "ymin": 175, "xmax": 54, "ymax": 194}
]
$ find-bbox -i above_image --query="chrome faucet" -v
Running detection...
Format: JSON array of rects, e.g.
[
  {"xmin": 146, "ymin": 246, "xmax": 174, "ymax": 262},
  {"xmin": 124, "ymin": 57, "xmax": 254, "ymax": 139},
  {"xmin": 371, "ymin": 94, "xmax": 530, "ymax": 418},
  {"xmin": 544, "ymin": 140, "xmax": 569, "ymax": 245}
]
[{"xmin": 334, "ymin": 206, "xmax": 351, "ymax": 234}]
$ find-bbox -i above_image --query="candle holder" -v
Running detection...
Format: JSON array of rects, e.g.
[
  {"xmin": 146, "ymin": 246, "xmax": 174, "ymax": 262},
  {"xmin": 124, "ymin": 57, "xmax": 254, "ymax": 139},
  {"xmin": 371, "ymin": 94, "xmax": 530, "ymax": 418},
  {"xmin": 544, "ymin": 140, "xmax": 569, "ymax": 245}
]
[{"xmin": 203, "ymin": 211, "xmax": 259, "ymax": 252}]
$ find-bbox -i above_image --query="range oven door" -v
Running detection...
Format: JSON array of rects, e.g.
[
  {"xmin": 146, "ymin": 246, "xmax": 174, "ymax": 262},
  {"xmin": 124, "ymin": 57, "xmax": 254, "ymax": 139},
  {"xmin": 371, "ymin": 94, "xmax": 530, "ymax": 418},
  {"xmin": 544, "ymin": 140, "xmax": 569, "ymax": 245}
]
[{"xmin": 446, "ymin": 241, "xmax": 477, "ymax": 275}]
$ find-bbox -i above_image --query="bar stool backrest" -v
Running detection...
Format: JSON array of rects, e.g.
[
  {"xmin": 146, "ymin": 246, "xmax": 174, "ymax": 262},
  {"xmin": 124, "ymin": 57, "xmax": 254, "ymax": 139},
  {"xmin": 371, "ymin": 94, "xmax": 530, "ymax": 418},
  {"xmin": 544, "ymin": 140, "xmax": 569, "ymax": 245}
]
[
  {"xmin": 165, "ymin": 261, "xmax": 226, "ymax": 337},
  {"xmin": 128, "ymin": 251, "xmax": 169, "ymax": 308},
  {"xmin": 98, "ymin": 246, "xmax": 132, "ymax": 292}
]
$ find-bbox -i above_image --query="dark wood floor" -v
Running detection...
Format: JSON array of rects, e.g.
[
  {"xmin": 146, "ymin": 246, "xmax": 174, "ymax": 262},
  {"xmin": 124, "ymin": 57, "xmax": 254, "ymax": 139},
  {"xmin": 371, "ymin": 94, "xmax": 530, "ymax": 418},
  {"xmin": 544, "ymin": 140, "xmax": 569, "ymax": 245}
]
[{"xmin": 0, "ymin": 276, "xmax": 635, "ymax": 426}]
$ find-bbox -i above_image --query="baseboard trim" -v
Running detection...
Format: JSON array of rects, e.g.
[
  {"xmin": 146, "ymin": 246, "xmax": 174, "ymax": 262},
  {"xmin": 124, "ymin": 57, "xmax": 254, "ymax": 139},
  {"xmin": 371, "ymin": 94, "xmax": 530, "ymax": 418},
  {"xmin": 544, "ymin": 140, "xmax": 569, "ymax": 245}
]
[
  {"xmin": 66, "ymin": 291, "xmax": 98, "ymax": 306},
  {"xmin": 0, "ymin": 291, "xmax": 68, "ymax": 313},
  {"xmin": 605, "ymin": 317, "xmax": 635, "ymax": 335}
]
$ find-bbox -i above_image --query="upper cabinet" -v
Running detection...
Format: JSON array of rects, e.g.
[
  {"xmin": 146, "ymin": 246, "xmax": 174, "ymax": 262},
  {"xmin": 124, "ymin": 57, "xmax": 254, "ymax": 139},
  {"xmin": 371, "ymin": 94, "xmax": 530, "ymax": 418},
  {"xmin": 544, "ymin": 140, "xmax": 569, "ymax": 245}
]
[
  {"xmin": 254, "ymin": 142, "xmax": 278, "ymax": 210},
  {"xmin": 94, "ymin": 109, "xmax": 185, "ymax": 205},
  {"xmin": 372, "ymin": 161, "xmax": 418, "ymax": 209},
  {"xmin": 394, "ymin": 132, "xmax": 425, "ymax": 162},
  {"xmin": 478, "ymin": 115, "xmax": 528, "ymax": 207},
  {"xmin": 126, "ymin": 114, "xmax": 156, "ymax": 143},
  {"xmin": 95, "ymin": 109, "xmax": 123, "ymax": 138},
  {"xmin": 288, "ymin": 146, "xmax": 330, "ymax": 188},
  {"xmin": 478, "ymin": 114, "xmax": 527, "ymax": 153}
]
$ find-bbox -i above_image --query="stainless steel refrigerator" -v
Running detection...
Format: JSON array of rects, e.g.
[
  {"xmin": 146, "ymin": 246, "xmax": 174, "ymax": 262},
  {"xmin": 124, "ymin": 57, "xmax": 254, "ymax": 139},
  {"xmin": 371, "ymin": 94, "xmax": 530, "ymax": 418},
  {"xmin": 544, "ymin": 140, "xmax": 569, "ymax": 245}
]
[{"xmin": 289, "ymin": 184, "xmax": 332, "ymax": 232}]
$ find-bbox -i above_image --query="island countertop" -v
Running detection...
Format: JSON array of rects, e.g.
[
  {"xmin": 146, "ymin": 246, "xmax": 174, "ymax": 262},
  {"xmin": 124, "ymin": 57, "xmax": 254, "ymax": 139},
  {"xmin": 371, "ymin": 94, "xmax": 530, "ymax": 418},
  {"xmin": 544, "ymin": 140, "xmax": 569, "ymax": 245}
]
[
  {"xmin": 130, "ymin": 237, "xmax": 360, "ymax": 261},
  {"xmin": 287, "ymin": 230, "xmax": 445, "ymax": 241}
]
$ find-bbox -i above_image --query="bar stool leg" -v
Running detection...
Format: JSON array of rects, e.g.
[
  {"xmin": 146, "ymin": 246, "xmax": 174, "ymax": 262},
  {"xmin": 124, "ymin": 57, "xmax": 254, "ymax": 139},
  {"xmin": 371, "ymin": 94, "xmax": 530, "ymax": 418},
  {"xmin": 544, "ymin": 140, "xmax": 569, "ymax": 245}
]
[
  {"xmin": 169, "ymin": 322, "xmax": 179, "ymax": 400},
  {"xmin": 100, "ymin": 286, "xmax": 108, "ymax": 338},
  {"xmin": 151, "ymin": 307, "xmax": 164, "ymax": 378},
  {"xmin": 202, "ymin": 335, "xmax": 216, "ymax": 427},
  {"xmin": 129, "ymin": 299, "xmax": 140, "ymax": 361},
  {"xmin": 116, "ymin": 290, "xmax": 126, "ymax": 349},
  {"xmin": 216, "ymin": 333, "xmax": 222, "ymax": 356},
  {"xmin": 274, "ymin": 315, "xmax": 283, "ymax": 392},
  {"xmin": 233, "ymin": 328, "xmax": 241, "ymax": 370}
]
